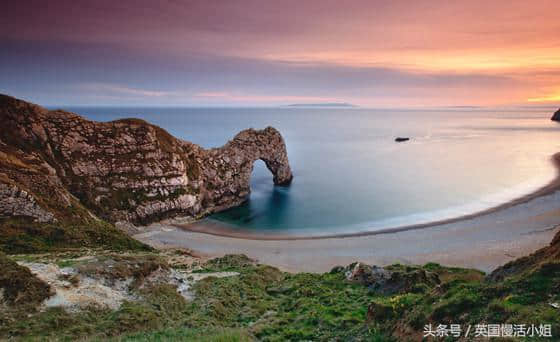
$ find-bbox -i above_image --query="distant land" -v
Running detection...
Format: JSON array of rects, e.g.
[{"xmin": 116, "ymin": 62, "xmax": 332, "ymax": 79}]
[{"xmin": 286, "ymin": 102, "xmax": 357, "ymax": 108}]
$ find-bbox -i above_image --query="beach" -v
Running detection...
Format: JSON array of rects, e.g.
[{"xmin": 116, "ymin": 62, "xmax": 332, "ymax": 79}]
[
  {"xmin": 129, "ymin": 121, "xmax": 560, "ymax": 275},
  {"xmin": 134, "ymin": 154, "xmax": 560, "ymax": 273}
]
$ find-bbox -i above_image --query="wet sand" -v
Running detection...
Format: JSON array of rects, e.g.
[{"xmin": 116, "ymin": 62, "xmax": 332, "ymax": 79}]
[{"xmin": 134, "ymin": 154, "xmax": 560, "ymax": 274}]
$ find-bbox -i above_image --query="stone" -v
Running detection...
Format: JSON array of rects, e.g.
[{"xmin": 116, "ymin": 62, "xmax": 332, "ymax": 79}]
[
  {"xmin": 344, "ymin": 262, "xmax": 440, "ymax": 295},
  {"xmin": 0, "ymin": 183, "xmax": 56, "ymax": 223},
  {"xmin": 0, "ymin": 94, "xmax": 293, "ymax": 225},
  {"xmin": 552, "ymin": 108, "xmax": 560, "ymax": 122},
  {"xmin": 395, "ymin": 137, "xmax": 410, "ymax": 142}
]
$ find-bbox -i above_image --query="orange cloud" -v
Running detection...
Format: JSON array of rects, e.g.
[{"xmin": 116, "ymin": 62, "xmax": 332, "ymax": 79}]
[
  {"xmin": 528, "ymin": 91, "xmax": 560, "ymax": 103},
  {"xmin": 3, "ymin": 0, "xmax": 560, "ymax": 106}
]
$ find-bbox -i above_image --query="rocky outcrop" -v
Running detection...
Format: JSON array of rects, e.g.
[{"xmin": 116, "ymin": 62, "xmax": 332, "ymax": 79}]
[
  {"xmin": 10, "ymin": 252, "xmax": 239, "ymax": 311},
  {"xmin": 0, "ymin": 183, "xmax": 56, "ymax": 223},
  {"xmin": 343, "ymin": 262, "xmax": 440, "ymax": 295},
  {"xmin": 552, "ymin": 108, "xmax": 560, "ymax": 121},
  {"xmin": 0, "ymin": 94, "xmax": 292, "ymax": 225}
]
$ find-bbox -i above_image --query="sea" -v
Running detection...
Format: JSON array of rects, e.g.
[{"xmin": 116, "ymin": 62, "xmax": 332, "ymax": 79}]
[{"xmin": 61, "ymin": 106, "xmax": 560, "ymax": 236}]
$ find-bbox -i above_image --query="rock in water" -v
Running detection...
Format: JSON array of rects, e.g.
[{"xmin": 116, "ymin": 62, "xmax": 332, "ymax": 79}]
[
  {"xmin": 395, "ymin": 137, "xmax": 410, "ymax": 142},
  {"xmin": 552, "ymin": 108, "xmax": 560, "ymax": 121},
  {"xmin": 0, "ymin": 94, "xmax": 293, "ymax": 224}
]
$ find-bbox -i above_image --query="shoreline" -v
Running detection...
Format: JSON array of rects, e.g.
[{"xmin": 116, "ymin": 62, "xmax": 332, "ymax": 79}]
[
  {"xmin": 134, "ymin": 152, "xmax": 560, "ymax": 273},
  {"xmin": 172, "ymin": 152, "xmax": 560, "ymax": 241}
]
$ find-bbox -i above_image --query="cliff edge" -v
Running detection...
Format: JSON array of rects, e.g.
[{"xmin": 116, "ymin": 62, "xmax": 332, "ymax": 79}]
[{"xmin": 0, "ymin": 94, "xmax": 292, "ymax": 226}]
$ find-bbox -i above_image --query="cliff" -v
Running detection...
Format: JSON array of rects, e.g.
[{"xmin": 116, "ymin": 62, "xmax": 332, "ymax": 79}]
[
  {"xmin": 0, "ymin": 94, "xmax": 292, "ymax": 226},
  {"xmin": 552, "ymin": 108, "xmax": 560, "ymax": 121},
  {"xmin": 488, "ymin": 227, "xmax": 560, "ymax": 281}
]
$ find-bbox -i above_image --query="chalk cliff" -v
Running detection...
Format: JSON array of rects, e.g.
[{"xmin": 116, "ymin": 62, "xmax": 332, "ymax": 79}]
[{"xmin": 0, "ymin": 94, "xmax": 292, "ymax": 225}]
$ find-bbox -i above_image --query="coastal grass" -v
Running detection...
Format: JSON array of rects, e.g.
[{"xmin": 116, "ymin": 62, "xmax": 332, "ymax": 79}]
[
  {"xmin": 1, "ymin": 254, "xmax": 559, "ymax": 341},
  {"xmin": 0, "ymin": 252, "xmax": 52, "ymax": 307},
  {"xmin": 109, "ymin": 327, "xmax": 253, "ymax": 342},
  {"xmin": 0, "ymin": 217, "xmax": 150, "ymax": 254},
  {"xmin": 0, "ymin": 255, "xmax": 390, "ymax": 341}
]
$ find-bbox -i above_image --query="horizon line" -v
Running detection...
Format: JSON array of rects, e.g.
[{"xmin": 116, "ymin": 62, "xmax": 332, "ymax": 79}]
[{"xmin": 45, "ymin": 103, "xmax": 560, "ymax": 111}]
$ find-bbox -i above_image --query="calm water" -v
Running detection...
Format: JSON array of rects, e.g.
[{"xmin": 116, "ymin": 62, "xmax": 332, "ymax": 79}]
[{"xmin": 63, "ymin": 106, "xmax": 560, "ymax": 235}]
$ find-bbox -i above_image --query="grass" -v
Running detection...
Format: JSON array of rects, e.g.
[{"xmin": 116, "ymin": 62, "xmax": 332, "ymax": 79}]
[
  {"xmin": 0, "ymin": 255, "xmax": 391, "ymax": 341},
  {"xmin": 0, "ymin": 252, "xmax": 52, "ymax": 307},
  {"xmin": 110, "ymin": 327, "xmax": 253, "ymax": 342},
  {"xmin": 0, "ymin": 254, "xmax": 558, "ymax": 341},
  {"xmin": 364, "ymin": 261, "xmax": 560, "ymax": 340},
  {"xmin": 0, "ymin": 217, "xmax": 151, "ymax": 254}
]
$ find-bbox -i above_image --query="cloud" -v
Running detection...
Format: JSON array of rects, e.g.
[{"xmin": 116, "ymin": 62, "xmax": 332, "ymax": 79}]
[
  {"xmin": 527, "ymin": 91, "xmax": 560, "ymax": 103},
  {"xmin": 1, "ymin": 0, "xmax": 558, "ymax": 106},
  {"xmin": 193, "ymin": 91, "xmax": 339, "ymax": 104},
  {"xmin": 81, "ymin": 83, "xmax": 174, "ymax": 98}
]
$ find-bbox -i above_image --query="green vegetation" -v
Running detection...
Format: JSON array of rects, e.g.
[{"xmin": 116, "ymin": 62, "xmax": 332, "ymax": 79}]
[
  {"xmin": 0, "ymin": 244, "xmax": 558, "ymax": 341},
  {"xmin": 0, "ymin": 252, "xmax": 51, "ymax": 307},
  {"xmin": 201, "ymin": 254, "xmax": 255, "ymax": 272},
  {"xmin": 110, "ymin": 327, "xmax": 253, "ymax": 342},
  {"xmin": 0, "ymin": 254, "xmax": 390, "ymax": 341},
  {"xmin": 367, "ymin": 261, "xmax": 560, "ymax": 340},
  {"xmin": 1, "ymin": 252, "xmax": 556, "ymax": 341},
  {"xmin": 0, "ymin": 218, "xmax": 150, "ymax": 254}
]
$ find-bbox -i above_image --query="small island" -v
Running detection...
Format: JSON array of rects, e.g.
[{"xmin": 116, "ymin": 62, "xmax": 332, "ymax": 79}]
[{"xmin": 286, "ymin": 102, "xmax": 357, "ymax": 108}]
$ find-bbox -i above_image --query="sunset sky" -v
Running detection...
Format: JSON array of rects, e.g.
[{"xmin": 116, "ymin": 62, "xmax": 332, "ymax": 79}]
[{"xmin": 1, "ymin": 0, "xmax": 559, "ymax": 107}]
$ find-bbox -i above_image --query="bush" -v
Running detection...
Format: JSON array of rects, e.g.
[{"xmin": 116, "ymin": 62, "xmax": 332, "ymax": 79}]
[{"xmin": 0, "ymin": 252, "xmax": 52, "ymax": 306}]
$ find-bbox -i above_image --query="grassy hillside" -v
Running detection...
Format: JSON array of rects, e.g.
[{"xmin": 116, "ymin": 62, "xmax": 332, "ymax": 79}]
[
  {"xmin": 1, "ymin": 249, "xmax": 558, "ymax": 341},
  {"xmin": 0, "ymin": 217, "xmax": 149, "ymax": 254}
]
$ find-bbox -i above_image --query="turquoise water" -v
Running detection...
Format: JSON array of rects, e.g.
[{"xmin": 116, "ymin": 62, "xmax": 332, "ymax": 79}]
[{"xmin": 65, "ymin": 106, "xmax": 560, "ymax": 235}]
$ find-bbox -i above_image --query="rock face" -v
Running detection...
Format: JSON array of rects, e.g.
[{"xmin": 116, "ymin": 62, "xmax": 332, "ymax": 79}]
[
  {"xmin": 552, "ymin": 108, "xmax": 560, "ymax": 121},
  {"xmin": 0, "ymin": 183, "xmax": 56, "ymax": 223},
  {"xmin": 0, "ymin": 94, "xmax": 292, "ymax": 224},
  {"xmin": 344, "ymin": 262, "xmax": 440, "ymax": 295}
]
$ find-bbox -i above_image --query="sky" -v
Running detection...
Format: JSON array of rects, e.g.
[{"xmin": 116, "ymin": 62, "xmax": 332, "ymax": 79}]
[{"xmin": 1, "ymin": 0, "xmax": 559, "ymax": 107}]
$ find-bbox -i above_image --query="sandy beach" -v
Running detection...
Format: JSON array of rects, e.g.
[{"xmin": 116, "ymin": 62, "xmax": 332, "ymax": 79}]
[
  {"xmin": 134, "ymin": 154, "xmax": 560, "ymax": 274},
  {"xmin": 135, "ymin": 193, "xmax": 560, "ymax": 274}
]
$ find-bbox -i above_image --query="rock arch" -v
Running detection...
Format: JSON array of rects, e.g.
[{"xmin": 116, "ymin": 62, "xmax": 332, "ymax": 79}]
[
  {"xmin": 0, "ymin": 94, "xmax": 293, "ymax": 223},
  {"xmin": 228, "ymin": 127, "xmax": 293, "ymax": 185},
  {"xmin": 199, "ymin": 127, "xmax": 293, "ymax": 210}
]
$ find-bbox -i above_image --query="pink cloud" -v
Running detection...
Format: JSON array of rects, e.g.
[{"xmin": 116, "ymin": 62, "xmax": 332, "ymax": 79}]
[{"xmin": 194, "ymin": 91, "xmax": 340, "ymax": 104}]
